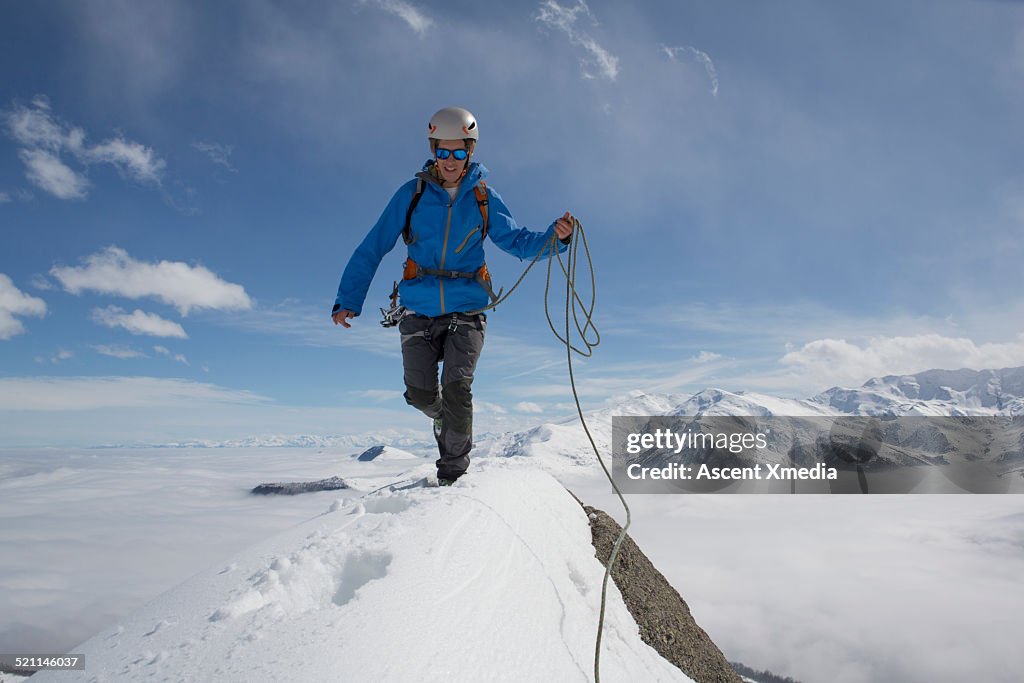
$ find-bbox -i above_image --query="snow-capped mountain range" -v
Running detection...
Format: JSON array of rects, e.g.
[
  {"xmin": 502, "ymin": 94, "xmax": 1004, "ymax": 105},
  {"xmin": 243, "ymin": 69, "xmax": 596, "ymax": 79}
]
[
  {"xmin": 812, "ymin": 366, "xmax": 1024, "ymax": 416},
  {"xmin": 92, "ymin": 366, "xmax": 1024, "ymax": 453},
  {"xmin": 482, "ymin": 366, "xmax": 1024, "ymax": 488}
]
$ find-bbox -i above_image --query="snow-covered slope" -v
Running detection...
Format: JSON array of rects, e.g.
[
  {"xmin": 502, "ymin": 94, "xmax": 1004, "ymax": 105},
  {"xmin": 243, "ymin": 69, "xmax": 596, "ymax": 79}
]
[
  {"xmin": 354, "ymin": 444, "xmax": 420, "ymax": 461},
  {"xmin": 669, "ymin": 388, "xmax": 836, "ymax": 418},
  {"xmin": 31, "ymin": 462, "xmax": 690, "ymax": 683}
]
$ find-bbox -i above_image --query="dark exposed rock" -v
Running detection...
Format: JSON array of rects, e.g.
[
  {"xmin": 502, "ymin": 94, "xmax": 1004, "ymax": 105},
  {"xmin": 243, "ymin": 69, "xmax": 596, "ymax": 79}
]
[
  {"xmin": 574, "ymin": 494, "xmax": 742, "ymax": 683},
  {"xmin": 357, "ymin": 445, "xmax": 387, "ymax": 461},
  {"xmin": 730, "ymin": 660, "xmax": 803, "ymax": 683},
  {"xmin": 250, "ymin": 476, "xmax": 350, "ymax": 495}
]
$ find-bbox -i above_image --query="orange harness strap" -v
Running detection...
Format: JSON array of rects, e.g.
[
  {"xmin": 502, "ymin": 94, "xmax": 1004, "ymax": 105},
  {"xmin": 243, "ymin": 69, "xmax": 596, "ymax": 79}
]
[{"xmin": 402, "ymin": 258, "xmax": 497, "ymax": 303}]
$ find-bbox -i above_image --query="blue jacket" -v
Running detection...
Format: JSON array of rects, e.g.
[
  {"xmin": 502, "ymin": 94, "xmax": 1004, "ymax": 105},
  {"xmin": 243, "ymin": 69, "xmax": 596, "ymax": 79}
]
[{"xmin": 334, "ymin": 161, "xmax": 567, "ymax": 318}]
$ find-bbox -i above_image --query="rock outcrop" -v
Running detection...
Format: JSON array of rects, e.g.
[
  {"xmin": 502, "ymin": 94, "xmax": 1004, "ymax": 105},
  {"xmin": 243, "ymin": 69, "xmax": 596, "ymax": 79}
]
[{"xmin": 579, "ymin": 498, "xmax": 742, "ymax": 683}]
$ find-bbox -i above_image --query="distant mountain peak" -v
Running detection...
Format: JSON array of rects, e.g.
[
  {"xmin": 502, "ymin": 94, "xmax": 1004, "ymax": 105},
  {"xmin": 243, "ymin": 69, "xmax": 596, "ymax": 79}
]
[{"xmin": 813, "ymin": 365, "xmax": 1024, "ymax": 416}]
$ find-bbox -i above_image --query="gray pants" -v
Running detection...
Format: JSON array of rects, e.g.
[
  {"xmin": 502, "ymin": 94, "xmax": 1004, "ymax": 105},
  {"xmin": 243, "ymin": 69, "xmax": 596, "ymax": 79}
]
[{"xmin": 399, "ymin": 312, "xmax": 486, "ymax": 480}]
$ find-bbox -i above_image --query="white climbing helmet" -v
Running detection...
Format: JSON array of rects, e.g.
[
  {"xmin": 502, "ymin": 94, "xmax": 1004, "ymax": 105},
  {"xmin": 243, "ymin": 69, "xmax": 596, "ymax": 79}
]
[{"xmin": 427, "ymin": 106, "xmax": 479, "ymax": 142}]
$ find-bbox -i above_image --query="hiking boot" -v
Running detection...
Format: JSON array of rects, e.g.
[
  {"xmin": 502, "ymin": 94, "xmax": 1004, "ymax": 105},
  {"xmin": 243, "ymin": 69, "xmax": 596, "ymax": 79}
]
[{"xmin": 437, "ymin": 477, "xmax": 455, "ymax": 487}]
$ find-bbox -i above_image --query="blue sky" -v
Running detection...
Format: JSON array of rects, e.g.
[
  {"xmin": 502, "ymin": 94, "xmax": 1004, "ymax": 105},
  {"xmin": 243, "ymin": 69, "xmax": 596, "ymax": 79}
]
[{"xmin": 1, "ymin": 0, "xmax": 1023, "ymax": 446}]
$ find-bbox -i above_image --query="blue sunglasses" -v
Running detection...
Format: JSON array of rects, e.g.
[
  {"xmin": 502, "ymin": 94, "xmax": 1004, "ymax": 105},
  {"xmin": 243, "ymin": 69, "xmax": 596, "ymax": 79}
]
[{"xmin": 435, "ymin": 148, "xmax": 468, "ymax": 161}]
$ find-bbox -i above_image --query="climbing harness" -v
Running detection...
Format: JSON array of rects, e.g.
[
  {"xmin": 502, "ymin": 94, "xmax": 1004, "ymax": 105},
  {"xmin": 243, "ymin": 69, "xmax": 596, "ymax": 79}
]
[
  {"xmin": 381, "ymin": 177, "xmax": 500, "ymax": 326},
  {"xmin": 402, "ymin": 259, "xmax": 503, "ymax": 304}
]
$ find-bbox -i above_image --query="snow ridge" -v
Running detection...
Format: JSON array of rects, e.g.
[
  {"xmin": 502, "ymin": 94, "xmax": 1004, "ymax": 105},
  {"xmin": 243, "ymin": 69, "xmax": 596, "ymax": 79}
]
[{"xmin": 33, "ymin": 463, "xmax": 690, "ymax": 683}]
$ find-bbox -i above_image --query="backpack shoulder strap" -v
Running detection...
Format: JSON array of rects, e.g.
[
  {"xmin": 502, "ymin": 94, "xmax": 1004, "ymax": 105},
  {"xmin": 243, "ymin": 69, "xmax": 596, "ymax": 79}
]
[
  {"xmin": 403, "ymin": 178, "xmax": 425, "ymax": 245},
  {"xmin": 474, "ymin": 181, "xmax": 489, "ymax": 240}
]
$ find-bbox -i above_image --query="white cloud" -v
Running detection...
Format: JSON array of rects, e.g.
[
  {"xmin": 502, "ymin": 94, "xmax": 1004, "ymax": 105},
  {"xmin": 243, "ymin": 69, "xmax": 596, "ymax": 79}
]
[
  {"xmin": 3, "ymin": 97, "xmax": 166, "ymax": 199},
  {"xmin": 17, "ymin": 149, "xmax": 89, "ymax": 200},
  {"xmin": 34, "ymin": 349, "xmax": 76, "ymax": 364},
  {"xmin": 535, "ymin": 0, "xmax": 619, "ymax": 81},
  {"xmin": 514, "ymin": 401, "xmax": 544, "ymax": 413},
  {"xmin": 0, "ymin": 191, "xmax": 10, "ymax": 204},
  {"xmin": 192, "ymin": 141, "xmax": 236, "ymax": 171},
  {"xmin": 0, "ymin": 274, "xmax": 47, "ymax": 340},
  {"xmin": 0, "ymin": 376, "xmax": 269, "ymax": 411},
  {"xmin": 690, "ymin": 350, "xmax": 723, "ymax": 364},
  {"xmin": 780, "ymin": 333, "xmax": 1024, "ymax": 388},
  {"xmin": 5, "ymin": 95, "xmax": 65, "ymax": 149},
  {"xmin": 664, "ymin": 45, "xmax": 719, "ymax": 96},
  {"xmin": 30, "ymin": 274, "xmax": 55, "ymax": 291},
  {"xmin": 153, "ymin": 345, "xmax": 189, "ymax": 365},
  {"xmin": 351, "ymin": 389, "xmax": 404, "ymax": 401},
  {"xmin": 476, "ymin": 401, "xmax": 509, "ymax": 415},
  {"xmin": 601, "ymin": 493, "xmax": 1024, "ymax": 683},
  {"xmin": 92, "ymin": 306, "xmax": 188, "ymax": 339},
  {"xmin": 359, "ymin": 0, "xmax": 432, "ymax": 36},
  {"xmin": 51, "ymin": 246, "xmax": 252, "ymax": 315},
  {"xmin": 76, "ymin": 137, "xmax": 165, "ymax": 184},
  {"xmin": 93, "ymin": 344, "xmax": 147, "ymax": 359},
  {"xmin": 51, "ymin": 350, "xmax": 73, "ymax": 363}
]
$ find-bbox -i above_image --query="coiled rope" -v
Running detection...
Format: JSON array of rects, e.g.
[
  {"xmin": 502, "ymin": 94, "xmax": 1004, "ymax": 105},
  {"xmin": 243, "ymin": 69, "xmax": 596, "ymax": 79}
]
[{"xmin": 472, "ymin": 219, "xmax": 630, "ymax": 683}]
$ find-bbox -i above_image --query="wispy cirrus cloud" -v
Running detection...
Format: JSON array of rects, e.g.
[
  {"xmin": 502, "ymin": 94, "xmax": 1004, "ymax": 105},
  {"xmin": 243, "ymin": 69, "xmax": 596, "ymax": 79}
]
[
  {"xmin": 93, "ymin": 344, "xmax": 147, "ymax": 359},
  {"xmin": 30, "ymin": 274, "xmax": 55, "ymax": 291},
  {"xmin": 17, "ymin": 149, "xmax": 88, "ymax": 200},
  {"xmin": 91, "ymin": 306, "xmax": 188, "ymax": 339},
  {"xmin": 690, "ymin": 350, "xmax": 724, "ymax": 364},
  {"xmin": 359, "ymin": 0, "xmax": 432, "ymax": 36},
  {"xmin": 192, "ymin": 141, "xmax": 236, "ymax": 171},
  {"xmin": 2, "ymin": 95, "xmax": 166, "ymax": 199},
  {"xmin": 217, "ymin": 300, "xmax": 402, "ymax": 358},
  {"xmin": 534, "ymin": 0, "xmax": 619, "ymax": 81},
  {"xmin": 79, "ymin": 137, "xmax": 165, "ymax": 184},
  {"xmin": 0, "ymin": 376, "xmax": 269, "ymax": 411},
  {"xmin": 0, "ymin": 274, "xmax": 47, "ymax": 340},
  {"xmin": 154, "ymin": 345, "xmax": 189, "ymax": 365},
  {"xmin": 51, "ymin": 246, "xmax": 252, "ymax": 316},
  {"xmin": 35, "ymin": 349, "xmax": 74, "ymax": 365},
  {"xmin": 663, "ymin": 45, "xmax": 719, "ymax": 97},
  {"xmin": 350, "ymin": 389, "xmax": 403, "ymax": 401}
]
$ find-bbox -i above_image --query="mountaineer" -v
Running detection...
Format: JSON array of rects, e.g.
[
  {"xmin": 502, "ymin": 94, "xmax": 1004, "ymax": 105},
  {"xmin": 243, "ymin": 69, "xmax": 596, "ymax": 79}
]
[{"xmin": 332, "ymin": 106, "xmax": 574, "ymax": 485}]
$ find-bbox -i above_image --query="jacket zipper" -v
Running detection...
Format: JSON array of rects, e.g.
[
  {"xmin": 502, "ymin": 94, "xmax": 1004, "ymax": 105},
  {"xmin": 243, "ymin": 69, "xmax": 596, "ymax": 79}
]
[
  {"xmin": 454, "ymin": 225, "xmax": 481, "ymax": 254},
  {"xmin": 438, "ymin": 201, "xmax": 453, "ymax": 314}
]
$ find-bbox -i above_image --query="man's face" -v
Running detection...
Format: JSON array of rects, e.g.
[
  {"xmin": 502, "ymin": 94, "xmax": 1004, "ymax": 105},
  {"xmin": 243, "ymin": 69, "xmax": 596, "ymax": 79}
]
[{"xmin": 435, "ymin": 139, "xmax": 468, "ymax": 185}]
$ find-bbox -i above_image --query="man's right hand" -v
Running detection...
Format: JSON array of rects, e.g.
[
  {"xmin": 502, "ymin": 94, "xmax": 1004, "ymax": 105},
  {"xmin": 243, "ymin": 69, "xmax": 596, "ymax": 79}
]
[{"xmin": 332, "ymin": 310, "xmax": 356, "ymax": 328}]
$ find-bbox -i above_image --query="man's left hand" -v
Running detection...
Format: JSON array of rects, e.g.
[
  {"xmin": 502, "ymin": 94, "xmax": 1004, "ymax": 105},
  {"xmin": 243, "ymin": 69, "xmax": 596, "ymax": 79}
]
[{"xmin": 554, "ymin": 211, "xmax": 575, "ymax": 241}]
